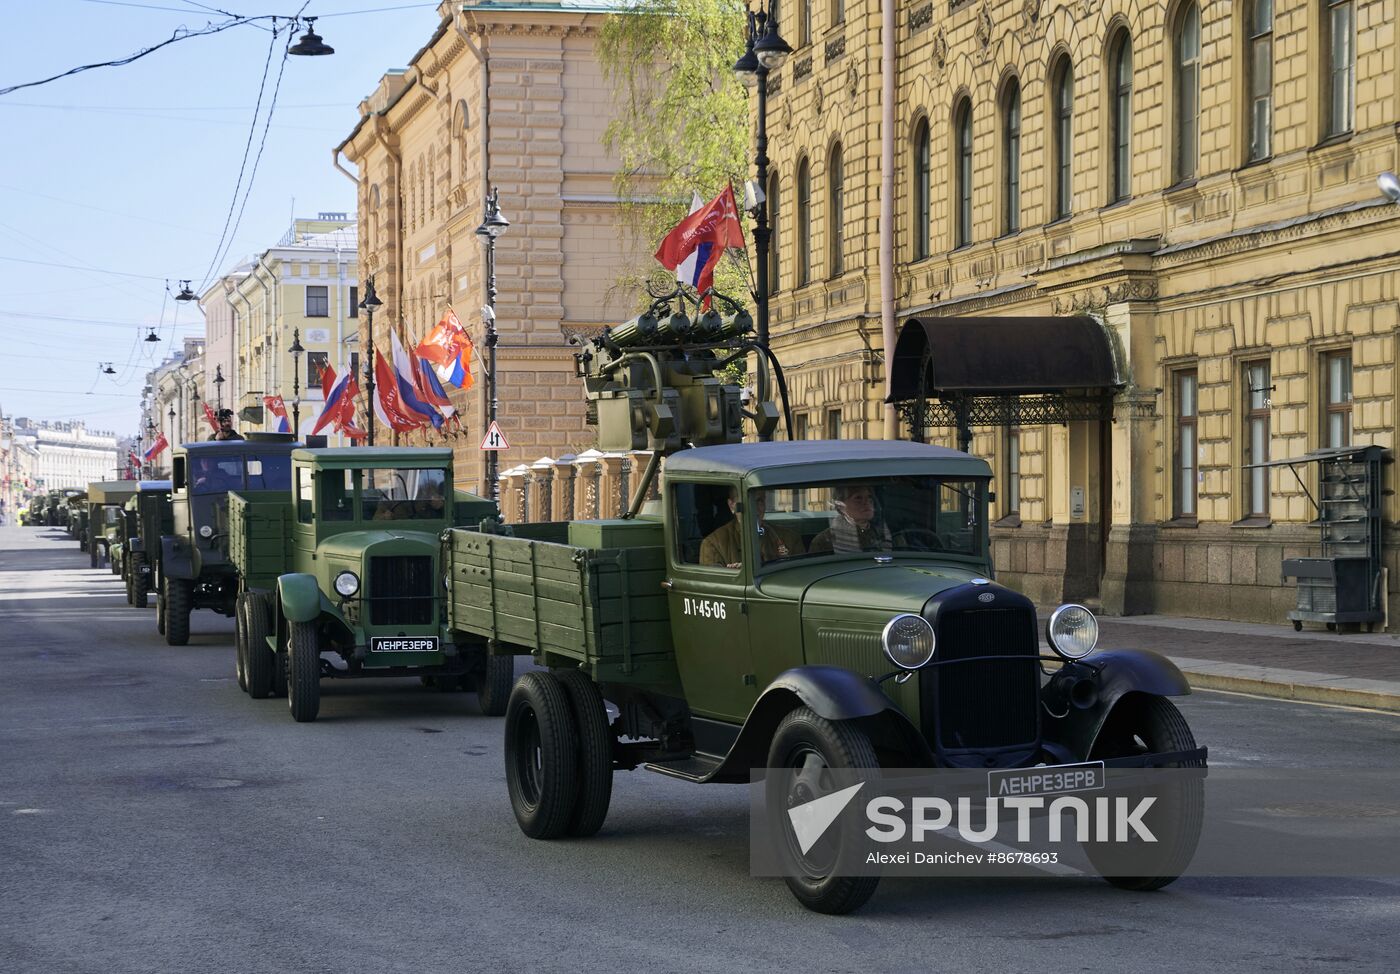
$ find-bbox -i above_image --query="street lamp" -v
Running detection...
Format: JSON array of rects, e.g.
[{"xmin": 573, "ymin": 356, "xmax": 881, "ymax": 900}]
[
  {"xmin": 174, "ymin": 280, "xmax": 196, "ymax": 302},
  {"xmin": 144, "ymin": 418, "xmax": 157, "ymax": 478},
  {"xmin": 475, "ymin": 187, "xmax": 510, "ymax": 503},
  {"xmin": 288, "ymin": 17, "xmax": 335, "ymax": 56},
  {"xmin": 360, "ymin": 276, "xmax": 383, "ymax": 446},
  {"xmin": 288, "ymin": 328, "xmax": 305, "ymax": 436},
  {"xmin": 213, "ymin": 365, "xmax": 225, "ymax": 410},
  {"xmin": 734, "ymin": 1, "xmax": 790, "ymax": 441}
]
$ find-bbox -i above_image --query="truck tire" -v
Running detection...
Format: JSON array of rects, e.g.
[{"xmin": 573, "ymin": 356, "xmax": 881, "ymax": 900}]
[
  {"xmin": 123, "ymin": 561, "xmax": 135, "ymax": 605},
  {"xmin": 766, "ymin": 707, "xmax": 882, "ymax": 915},
  {"xmin": 558, "ymin": 669, "xmax": 613, "ymax": 838},
  {"xmin": 504, "ymin": 672, "xmax": 579, "ymax": 839},
  {"xmin": 476, "ymin": 654, "xmax": 514, "ymax": 717},
  {"xmin": 286, "ymin": 620, "xmax": 321, "ymax": 722},
  {"xmin": 1086, "ymin": 695, "xmax": 1204, "ymax": 892},
  {"xmin": 90, "ymin": 541, "xmax": 100, "ymax": 569},
  {"xmin": 163, "ymin": 575, "xmax": 192, "ymax": 647},
  {"xmin": 156, "ymin": 586, "xmax": 166, "ymax": 635},
  {"xmin": 130, "ymin": 552, "xmax": 148, "ymax": 609},
  {"xmin": 233, "ymin": 594, "xmax": 249, "ymax": 693},
  {"xmin": 243, "ymin": 594, "xmax": 275, "ymax": 700}
]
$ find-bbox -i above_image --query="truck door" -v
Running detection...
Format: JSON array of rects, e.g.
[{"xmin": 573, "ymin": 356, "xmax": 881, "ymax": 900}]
[{"xmin": 665, "ymin": 480, "xmax": 758, "ymax": 723}]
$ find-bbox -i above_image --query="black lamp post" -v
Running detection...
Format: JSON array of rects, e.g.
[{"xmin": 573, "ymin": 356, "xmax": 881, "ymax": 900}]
[
  {"xmin": 475, "ymin": 188, "xmax": 510, "ymax": 503},
  {"xmin": 734, "ymin": 2, "xmax": 790, "ymax": 440},
  {"xmin": 168, "ymin": 404, "xmax": 176, "ymax": 448},
  {"xmin": 213, "ymin": 365, "xmax": 225, "ymax": 410},
  {"xmin": 360, "ymin": 276, "xmax": 383, "ymax": 446},
  {"xmin": 144, "ymin": 418, "xmax": 157, "ymax": 478},
  {"xmin": 288, "ymin": 328, "xmax": 305, "ymax": 436}
]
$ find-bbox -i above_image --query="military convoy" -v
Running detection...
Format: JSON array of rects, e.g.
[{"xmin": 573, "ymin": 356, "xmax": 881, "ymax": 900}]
[
  {"xmin": 120, "ymin": 480, "xmax": 172, "ymax": 608},
  {"xmin": 37, "ymin": 294, "xmax": 1205, "ymax": 916}
]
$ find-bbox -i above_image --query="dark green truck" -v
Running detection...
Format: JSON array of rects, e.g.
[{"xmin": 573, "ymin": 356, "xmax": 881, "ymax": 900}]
[{"xmin": 120, "ymin": 480, "xmax": 172, "ymax": 608}]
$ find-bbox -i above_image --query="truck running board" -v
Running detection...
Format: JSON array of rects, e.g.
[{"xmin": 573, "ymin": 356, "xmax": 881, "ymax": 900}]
[{"xmin": 643, "ymin": 753, "xmax": 724, "ymax": 783}]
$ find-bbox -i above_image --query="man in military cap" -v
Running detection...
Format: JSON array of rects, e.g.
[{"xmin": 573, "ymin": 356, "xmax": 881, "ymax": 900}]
[{"xmin": 208, "ymin": 409, "xmax": 245, "ymax": 441}]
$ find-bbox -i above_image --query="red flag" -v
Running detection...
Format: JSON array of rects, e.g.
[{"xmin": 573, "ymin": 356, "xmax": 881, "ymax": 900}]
[
  {"xmin": 417, "ymin": 309, "xmax": 475, "ymax": 392},
  {"xmin": 202, "ymin": 401, "xmax": 220, "ymax": 433},
  {"xmin": 143, "ymin": 433, "xmax": 169, "ymax": 462},
  {"xmin": 373, "ymin": 350, "xmax": 429, "ymax": 432},
  {"xmin": 653, "ymin": 185, "xmax": 745, "ymax": 305},
  {"xmin": 262, "ymin": 395, "xmax": 291, "ymax": 433}
]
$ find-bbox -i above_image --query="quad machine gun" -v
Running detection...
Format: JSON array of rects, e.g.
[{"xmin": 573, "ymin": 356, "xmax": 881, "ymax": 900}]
[{"xmin": 574, "ymin": 286, "xmax": 793, "ymax": 517}]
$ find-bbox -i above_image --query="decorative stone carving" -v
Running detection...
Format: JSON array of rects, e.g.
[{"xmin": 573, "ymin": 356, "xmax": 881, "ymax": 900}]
[
  {"xmin": 781, "ymin": 96, "xmax": 793, "ymax": 129},
  {"xmin": 1076, "ymin": 0, "xmax": 1103, "ymax": 18},
  {"xmin": 1050, "ymin": 279, "xmax": 1158, "ymax": 315},
  {"xmin": 909, "ymin": 4, "xmax": 933, "ymax": 34},
  {"xmin": 813, "ymin": 82, "xmax": 824, "ymax": 114},
  {"xmin": 825, "ymin": 34, "xmax": 846, "ymax": 64},
  {"xmin": 975, "ymin": 4, "xmax": 993, "ymax": 52},
  {"xmin": 931, "ymin": 28, "xmax": 949, "ymax": 74},
  {"xmin": 846, "ymin": 63, "xmax": 859, "ymax": 101},
  {"xmin": 1016, "ymin": 0, "xmax": 1043, "ymax": 44},
  {"xmin": 793, "ymin": 55, "xmax": 813, "ymax": 82}
]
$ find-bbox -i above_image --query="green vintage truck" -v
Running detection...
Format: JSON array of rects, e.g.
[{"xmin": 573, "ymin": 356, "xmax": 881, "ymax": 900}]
[
  {"xmin": 226, "ymin": 446, "xmax": 508, "ymax": 721},
  {"xmin": 439, "ymin": 295, "xmax": 1206, "ymax": 915},
  {"xmin": 85, "ymin": 482, "xmax": 139, "ymax": 569},
  {"xmin": 120, "ymin": 480, "xmax": 172, "ymax": 608},
  {"xmin": 158, "ymin": 435, "xmax": 298, "ymax": 645}
]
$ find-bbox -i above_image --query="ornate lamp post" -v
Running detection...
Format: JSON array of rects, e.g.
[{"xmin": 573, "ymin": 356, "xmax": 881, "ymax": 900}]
[
  {"xmin": 288, "ymin": 328, "xmax": 305, "ymax": 436},
  {"xmin": 360, "ymin": 276, "xmax": 383, "ymax": 446},
  {"xmin": 475, "ymin": 188, "xmax": 510, "ymax": 502},
  {"xmin": 213, "ymin": 365, "xmax": 225, "ymax": 411},
  {"xmin": 144, "ymin": 418, "xmax": 157, "ymax": 478},
  {"xmin": 167, "ymin": 404, "xmax": 176, "ymax": 450}
]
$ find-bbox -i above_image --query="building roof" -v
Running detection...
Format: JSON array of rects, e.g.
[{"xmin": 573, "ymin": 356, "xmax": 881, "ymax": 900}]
[{"xmin": 664, "ymin": 440, "xmax": 991, "ymax": 479}]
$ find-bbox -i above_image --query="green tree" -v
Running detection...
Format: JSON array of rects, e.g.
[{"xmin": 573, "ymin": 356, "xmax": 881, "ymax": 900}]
[{"xmin": 598, "ymin": 0, "xmax": 753, "ymax": 307}]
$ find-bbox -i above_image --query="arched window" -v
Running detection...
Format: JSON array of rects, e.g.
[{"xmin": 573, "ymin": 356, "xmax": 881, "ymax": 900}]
[
  {"xmin": 913, "ymin": 118, "xmax": 931, "ymax": 260},
  {"xmin": 1174, "ymin": 2, "xmax": 1201, "ymax": 182},
  {"xmin": 454, "ymin": 99, "xmax": 471, "ymax": 182},
  {"xmin": 1247, "ymin": 2, "xmax": 1273, "ymax": 160},
  {"xmin": 768, "ymin": 171, "xmax": 781, "ymax": 292},
  {"xmin": 1051, "ymin": 56, "xmax": 1074, "ymax": 219},
  {"xmin": 1324, "ymin": 0, "xmax": 1354, "ymax": 137},
  {"xmin": 1109, "ymin": 30, "xmax": 1133, "ymax": 202},
  {"xmin": 953, "ymin": 98, "xmax": 973, "ymax": 247},
  {"xmin": 827, "ymin": 143, "xmax": 844, "ymax": 276},
  {"xmin": 797, "ymin": 157, "xmax": 811, "ymax": 286},
  {"xmin": 1002, "ymin": 79, "xmax": 1021, "ymax": 234}
]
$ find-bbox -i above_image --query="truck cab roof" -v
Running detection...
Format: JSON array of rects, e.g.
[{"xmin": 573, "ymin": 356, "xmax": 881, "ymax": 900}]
[
  {"xmin": 291, "ymin": 446, "xmax": 453, "ymax": 469},
  {"xmin": 663, "ymin": 439, "xmax": 992, "ymax": 486}
]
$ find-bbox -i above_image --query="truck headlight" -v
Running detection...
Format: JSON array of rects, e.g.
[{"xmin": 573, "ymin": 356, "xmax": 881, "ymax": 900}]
[
  {"xmin": 881, "ymin": 613, "xmax": 936, "ymax": 670},
  {"xmin": 1046, "ymin": 604, "xmax": 1098, "ymax": 660},
  {"xmin": 334, "ymin": 571, "xmax": 360, "ymax": 597},
  {"xmin": 198, "ymin": 524, "xmax": 213, "ymax": 538}
]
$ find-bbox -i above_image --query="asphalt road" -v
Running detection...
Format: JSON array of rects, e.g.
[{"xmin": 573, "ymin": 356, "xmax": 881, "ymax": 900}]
[{"xmin": 3, "ymin": 523, "xmax": 1400, "ymax": 974}]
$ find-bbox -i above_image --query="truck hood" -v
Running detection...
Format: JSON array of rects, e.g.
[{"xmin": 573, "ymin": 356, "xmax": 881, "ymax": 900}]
[
  {"xmin": 759, "ymin": 561, "xmax": 987, "ymax": 614},
  {"xmin": 317, "ymin": 529, "xmax": 439, "ymax": 560}
]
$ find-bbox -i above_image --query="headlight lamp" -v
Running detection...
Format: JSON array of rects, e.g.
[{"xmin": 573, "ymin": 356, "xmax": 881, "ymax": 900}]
[
  {"xmin": 1046, "ymin": 604, "xmax": 1099, "ymax": 660},
  {"xmin": 881, "ymin": 613, "xmax": 936, "ymax": 670},
  {"xmin": 198, "ymin": 524, "xmax": 213, "ymax": 539},
  {"xmin": 334, "ymin": 571, "xmax": 360, "ymax": 597}
]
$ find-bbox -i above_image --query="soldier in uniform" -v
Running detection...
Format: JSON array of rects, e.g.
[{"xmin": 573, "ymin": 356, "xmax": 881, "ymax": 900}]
[
  {"xmin": 208, "ymin": 409, "xmax": 245, "ymax": 441},
  {"xmin": 808, "ymin": 483, "xmax": 893, "ymax": 554},
  {"xmin": 700, "ymin": 487, "xmax": 801, "ymax": 568}
]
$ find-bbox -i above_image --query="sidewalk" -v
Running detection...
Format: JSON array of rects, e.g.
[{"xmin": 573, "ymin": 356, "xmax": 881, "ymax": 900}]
[{"xmin": 1094, "ymin": 614, "xmax": 1400, "ymax": 713}]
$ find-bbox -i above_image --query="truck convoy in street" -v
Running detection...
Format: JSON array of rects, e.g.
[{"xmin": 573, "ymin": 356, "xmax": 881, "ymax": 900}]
[{"xmin": 120, "ymin": 480, "xmax": 172, "ymax": 609}]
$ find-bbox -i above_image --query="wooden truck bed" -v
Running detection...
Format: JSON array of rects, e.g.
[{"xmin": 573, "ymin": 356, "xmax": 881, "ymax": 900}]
[
  {"xmin": 446, "ymin": 519, "xmax": 679, "ymax": 690},
  {"xmin": 227, "ymin": 491, "xmax": 294, "ymax": 591}
]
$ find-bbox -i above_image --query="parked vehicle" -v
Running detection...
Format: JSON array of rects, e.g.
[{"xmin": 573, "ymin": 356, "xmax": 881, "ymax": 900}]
[
  {"xmin": 85, "ymin": 482, "xmax": 140, "ymax": 569},
  {"xmin": 226, "ymin": 446, "xmax": 504, "ymax": 721},
  {"xmin": 120, "ymin": 481, "xmax": 172, "ymax": 608}
]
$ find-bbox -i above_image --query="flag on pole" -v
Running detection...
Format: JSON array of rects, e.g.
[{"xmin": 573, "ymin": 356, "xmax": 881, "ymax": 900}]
[
  {"xmin": 263, "ymin": 395, "xmax": 291, "ymax": 434},
  {"xmin": 672, "ymin": 190, "xmax": 706, "ymax": 288},
  {"xmin": 417, "ymin": 308, "xmax": 474, "ymax": 390},
  {"xmin": 143, "ymin": 433, "xmax": 169, "ymax": 462},
  {"xmin": 202, "ymin": 401, "xmax": 220, "ymax": 433},
  {"xmin": 654, "ymin": 185, "xmax": 745, "ymax": 307},
  {"xmin": 311, "ymin": 365, "xmax": 357, "ymax": 437},
  {"xmin": 373, "ymin": 350, "xmax": 430, "ymax": 433},
  {"xmin": 389, "ymin": 329, "xmax": 445, "ymax": 429},
  {"xmin": 128, "ymin": 450, "xmax": 141, "ymax": 473}
]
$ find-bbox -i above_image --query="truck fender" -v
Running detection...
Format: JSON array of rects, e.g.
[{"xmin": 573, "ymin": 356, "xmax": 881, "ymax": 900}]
[
  {"xmin": 160, "ymin": 536, "xmax": 193, "ymax": 580},
  {"xmin": 277, "ymin": 573, "xmax": 325, "ymax": 624},
  {"xmin": 711, "ymin": 666, "xmax": 930, "ymax": 781},
  {"xmin": 1041, "ymin": 649, "xmax": 1192, "ymax": 761}
]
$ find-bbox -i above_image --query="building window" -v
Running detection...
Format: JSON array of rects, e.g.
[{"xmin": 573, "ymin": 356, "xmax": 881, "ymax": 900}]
[
  {"xmin": 1248, "ymin": 0, "xmax": 1274, "ymax": 160},
  {"xmin": 349, "ymin": 351, "xmax": 360, "ymax": 382},
  {"xmin": 305, "ymin": 285, "xmax": 329, "ymax": 318},
  {"xmin": 794, "ymin": 412, "xmax": 809, "ymax": 441},
  {"xmin": 1109, "ymin": 31, "xmax": 1133, "ymax": 202},
  {"xmin": 768, "ymin": 172, "xmax": 781, "ymax": 292},
  {"xmin": 800, "ymin": 0, "xmax": 811, "ymax": 46},
  {"xmin": 832, "ymin": 0, "xmax": 844, "ymax": 26},
  {"xmin": 797, "ymin": 157, "xmax": 811, "ymax": 286},
  {"xmin": 307, "ymin": 351, "xmax": 331, "ymax": 390},
  {"xmin": 1244, "ymin": 361, "xmax": 1271, "ymax": 517},
  {"xmin": 1002, "ymin": 79, "xmax": 1021, "ymax": 234},
  {"xmin": 1004, "ymin": 430, "xmax": 1021, "ymax": 517},
  {"xmin": 1173, "ymin": 370, "xmax": 1198, "ymax": 518},
  {"xmin": 826, "ymin": 408, "xmax": 842, "ymax": 441},
  {"xmin": 1324, "ymin": 350, "xmax": 1352, "ymax": 447},
  {"xmin": 349, "ymin": 285, "xmax": 359, "ymax": 318},
  {"xmin": 954, "ymin": 98, "xmax": 973, "ymax": 248},
  {"xmin": 1051, "ymin": 57, "xmax": 1074, "ymax": 220},
  {"xmin": 913, "ymin": 118, "xmax": 931, "ymax": 260},
  {"xmin": 1324, "ymin": 0, "xmax": 1355, "ymax": 138},
  {"xmin": 1174, "ymin": 2, "xmax": 1201, "ymax": 182},
  {"xmin": 828, "ymin": 142, "xmax": 844, "ymax": 277}
]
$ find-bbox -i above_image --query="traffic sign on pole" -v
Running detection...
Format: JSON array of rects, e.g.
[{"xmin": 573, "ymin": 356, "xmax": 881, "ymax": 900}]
[{"xmin": 480, "ymin": 420, "xmax": 509, "ymax": 451}]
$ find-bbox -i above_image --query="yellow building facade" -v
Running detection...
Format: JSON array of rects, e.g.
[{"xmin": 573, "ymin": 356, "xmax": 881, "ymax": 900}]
[
  {"xmin": 338, "ymin": 0, "xmax": 644, "ymax": 493},
  {"xmin": 761, "ymin": 0, "xmax": 1400, "ymax": 622}
]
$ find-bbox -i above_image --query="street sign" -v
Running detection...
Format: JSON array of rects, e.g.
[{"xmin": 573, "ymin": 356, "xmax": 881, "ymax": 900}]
[{"xmin": 480, "ymin": 421, "xmax": 509, "ymax": 451}]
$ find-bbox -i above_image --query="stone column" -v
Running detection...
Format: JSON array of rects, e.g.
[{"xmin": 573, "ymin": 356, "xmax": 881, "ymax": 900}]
[
  {"xmin": 500, "ymin": 464, "xmax": 527, "ymax": 523},
  {"xmin": 531, "ymin": 457, "xmax": 555, "ymax": 522},
  {"xmin": 552, "ymin": 454, "xmax": 577, "ymax": 521},
  {"xmin": 574, "ymin": 448, "xmax": 601, "ymax": 520},
  {"xmin": 598, "ymin": 454, "xmax": 627, "ymax": 520}
]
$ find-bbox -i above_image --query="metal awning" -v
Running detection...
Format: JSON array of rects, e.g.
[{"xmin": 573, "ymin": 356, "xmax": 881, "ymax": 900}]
[{"xmin": 1244, "ymin": 445, "xmax": 1391, "ymax": 513}]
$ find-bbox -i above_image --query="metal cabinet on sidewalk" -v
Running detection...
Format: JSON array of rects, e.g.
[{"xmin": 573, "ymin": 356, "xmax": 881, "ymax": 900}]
[{"xmin": 1257, "ymin": 446, "xmax": 1389, "ymax": 632}]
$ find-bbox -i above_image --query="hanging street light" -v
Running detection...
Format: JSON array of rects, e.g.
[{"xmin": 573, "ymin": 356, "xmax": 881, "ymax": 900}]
[
  {"xmin": 144, "ymin": 328, "xmax": 160, "ymax": 343},
  {"xmin": 288, "ymin": 328, "xmax": 305, "ymax": 436},
  {"xmin": 359, "ymin": 276, "xmax": 383, "ymax": 446},
  {"xmin": 475, "ymin": 187, "xmax": 510, "ymax": 503},
  {"xmin": 174, "ymin": 280, "xmax": 196, "ymax": 302},
  {"xmin": 288, "ymin": 17, "xmax": 334, "ymax": 56}
]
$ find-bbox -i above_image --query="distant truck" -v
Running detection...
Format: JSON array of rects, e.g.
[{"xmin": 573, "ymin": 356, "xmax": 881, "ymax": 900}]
[
  {"xmin": 158, "ymin": 435, "xmax": 298, "ymax": 645},
  {"xmin": 225, "ymin": 446, "xmax": 508, "ymax": 721},
  {"xmin": 85, "ymin": 482, "xmax": 140, "ymax": 569},
  {"xmin": 120, "ymin": 480, "xmax": 172, "ymax": 608}
]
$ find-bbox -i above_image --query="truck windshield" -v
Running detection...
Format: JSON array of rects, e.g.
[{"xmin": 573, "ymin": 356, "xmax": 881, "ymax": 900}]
[
  {"xmin": 246, "ymin": 455, "xmax": 291, "ymax": 490},
  {"xmin": 755, "ymin": 476, "xmax": 987, "ymax": 563},
  {"xmin": 363, "ymin": 468, "xmax": 448, "ymax": 522},
  {"xmin": 190, "ymin": 456, "xmax": 245, "ymax": 494}
]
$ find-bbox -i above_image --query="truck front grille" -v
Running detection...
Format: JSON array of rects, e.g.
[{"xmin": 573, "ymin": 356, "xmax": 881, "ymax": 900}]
[
  {"xmin": 920, "ymin": 606, "xmax": 1040, "ymax": 757},
  {"xmin": 368, "ymin": 555, "xmax": 434, "ymax": 626}
]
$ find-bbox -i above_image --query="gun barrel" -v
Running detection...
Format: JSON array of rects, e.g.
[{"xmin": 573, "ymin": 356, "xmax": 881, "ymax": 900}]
[{"xmin": 607, "ymin": 312, "xmax": 659, "ymax": 348}]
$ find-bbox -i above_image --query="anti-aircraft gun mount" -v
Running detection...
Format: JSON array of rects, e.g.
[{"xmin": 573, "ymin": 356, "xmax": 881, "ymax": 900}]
[{"xmin": 573, "ymin": 288, "xmax": 794, "ymax": 517}]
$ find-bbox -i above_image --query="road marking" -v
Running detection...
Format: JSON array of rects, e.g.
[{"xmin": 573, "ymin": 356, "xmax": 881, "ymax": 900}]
[{"xmin": 1197, "ymin": 686, "xmax": 1400, "ymax": 718}]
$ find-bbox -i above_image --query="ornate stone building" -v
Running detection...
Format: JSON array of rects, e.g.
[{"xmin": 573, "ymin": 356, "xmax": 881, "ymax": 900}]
[
  {"xmin": 337, "ymin": 0, "xmax": 641, "ymax": 492},
  {"xmin": 760, "ymin": 0, "xmax": 1400, "ymax": 623}
]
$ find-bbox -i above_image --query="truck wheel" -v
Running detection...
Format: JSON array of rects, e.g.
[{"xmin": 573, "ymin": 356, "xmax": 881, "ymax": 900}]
[
  {"xmin": 475, "ymin": 654, "xmax": 514, "ymax": 717},
  {"xmin": 163, "ymin": 575, "xmax": 191, "ymax": 647},
  {"xmin": 90, "ymin": 542, "xmax": 100, "ymax": 569},
  {"xmin": 156, "ymin": 587, "xmax": 166, "ymax": 635},
  {"xmin": 558, "ymin": 669, "xmax": 613, "ymax": 838},
  {"xmin": 766, "ymin": 707, "xmax": 882, "ymax": 915},
  {"xmin": 243, "ymin": 594, "xmax": 275, "ymax": 699},
  {"xmin": 233, "ymin": 594, "xmax": 249, "ymax": 693},
  {"xmin": 286, "ymin": 620, "xmax": 321, "ymax": 722},
  {"xmin": 504, "ymin": 672, "xmax": 579, "ymax": 839},
  {"xmin": 123, "ymin": 561, "xmax": 135, "ymax": 605},
  {"xmin": 1086, "ymin": 695, "xmax": 1204, "ymax": 892},
  {"xmin": 130, "ymin": 552, "xmax": 148, "ymax": 608}
]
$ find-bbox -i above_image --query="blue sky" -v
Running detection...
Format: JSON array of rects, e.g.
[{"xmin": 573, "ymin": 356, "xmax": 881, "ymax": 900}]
[{"xmin": 0, "ymin": 0, "xmax": 443, "ymax": 436}]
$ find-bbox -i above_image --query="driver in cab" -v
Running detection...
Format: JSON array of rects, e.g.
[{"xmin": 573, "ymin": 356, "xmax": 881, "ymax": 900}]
[
  {"xmin": 808, "ymin": 484, "xmax": 893, "ymax": 554},
  {"xmin": 372, "ymin": 479, "xmax": 446, "ymax": 521},
  {"xmin": 700, "ymin": 487, "xmax": 801, "ymax": 569}
]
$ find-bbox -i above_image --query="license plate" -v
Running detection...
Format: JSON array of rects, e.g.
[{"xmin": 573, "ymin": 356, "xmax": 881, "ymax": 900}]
[
  {"xmin": 987, "ymin": 761, "xmax": 1105, "ymax": 798},
  {"xmin": 369, "ymin": 636, "xmax": 440, "ymax": 654}
]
